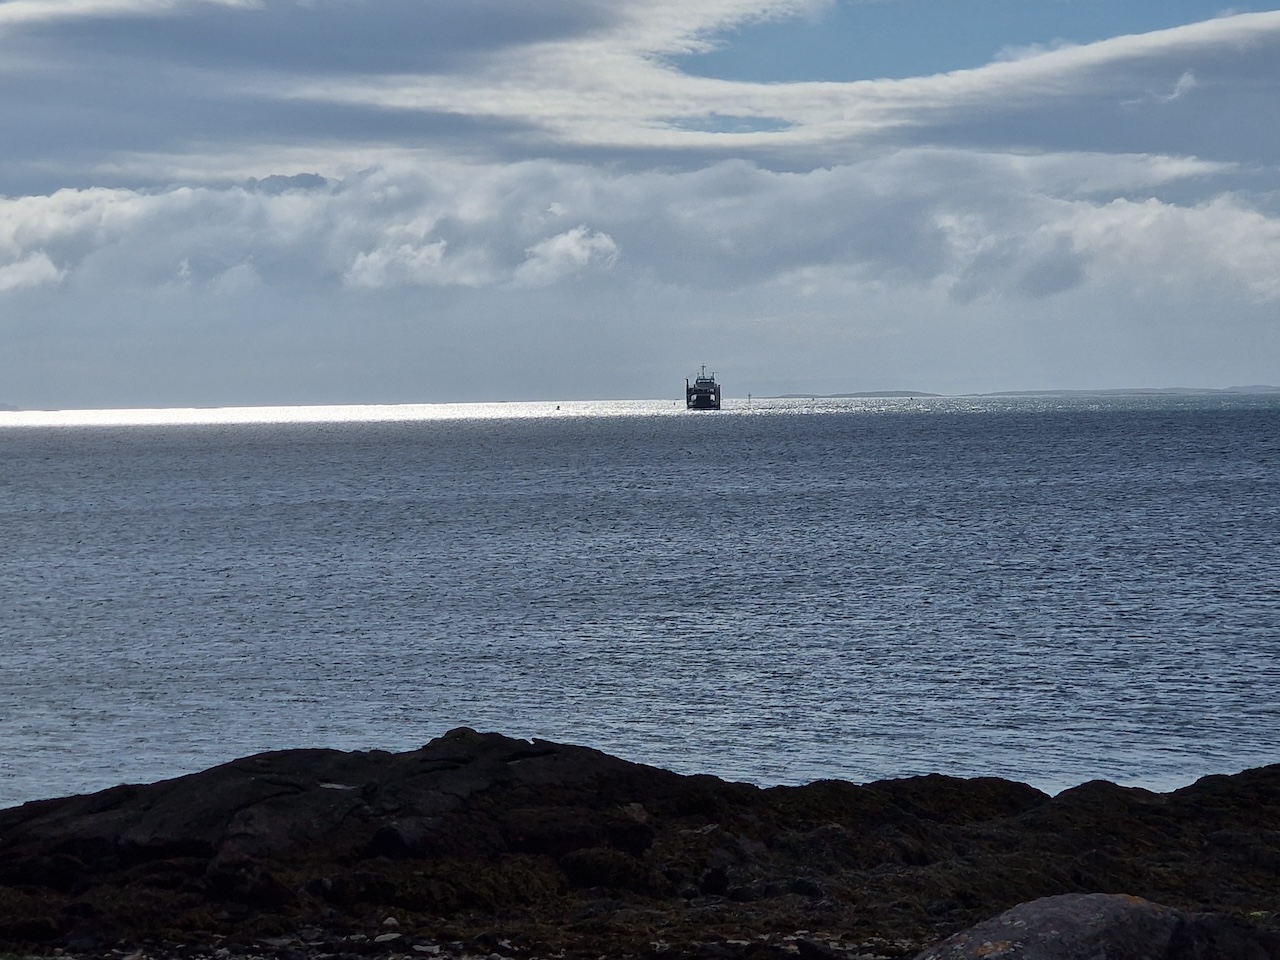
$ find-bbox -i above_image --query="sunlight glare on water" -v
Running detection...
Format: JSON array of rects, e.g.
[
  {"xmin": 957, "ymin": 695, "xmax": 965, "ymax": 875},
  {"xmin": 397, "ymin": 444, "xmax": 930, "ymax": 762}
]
[
  {"xmin": 0, "ymin": 400, "xmax": 678, "ymax": 427},
  {"xmin": 0, "ymin": 395, "xmax": 1041, "ymax": 428}
]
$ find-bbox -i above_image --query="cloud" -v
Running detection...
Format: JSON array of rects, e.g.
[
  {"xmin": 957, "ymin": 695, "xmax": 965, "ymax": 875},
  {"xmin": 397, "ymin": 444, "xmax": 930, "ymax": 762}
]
[
  {"xmin": 275, "ymin": 9, "xmax": 1280, "ymax": 157},
  {"xmin": 1064, "ymin": 194, "xmax": 1280, "ymax": 301},
  {"xmin": 7, "ymin": 0, "xmax": 1275, "ymax": 189},
  {"xmin": 344, "ymin": 240, "xmax": 498, "ymax": 289},
  {"xmin": 1, "ymin": 1, "xmax": 1278, "ymax": 404},
  {"xmin": 994, "ymin": 39, "xmax": 1077, "ymax": 64},
  {"xmin": 0, "ymin": 0, "xmax": 1271, "ymax": 239},
  {"xmin": 1161, "ymin": 70, "xmax": 1200, "ymax": 102},
  {"xmin": 0, "ymin": 251, "xmax": 63, "ymax": 291},
  {"xmin": 0, "ymin": 150, "xmax": 1274, "ymax": 307},
  {"xmin": 1121, "ymin": 69, "xmax": 1201, "ymax": 108},
  {"xmin": 514, "ymin": 226, "xmax": 619, "ymax": 287},
  {"xmin": 0, "ymin": 0, "xmax": 257, "ymax": 31},
  {"xmin": 205, "ymin": 260, "xmax": 262, "ymax": 296}
]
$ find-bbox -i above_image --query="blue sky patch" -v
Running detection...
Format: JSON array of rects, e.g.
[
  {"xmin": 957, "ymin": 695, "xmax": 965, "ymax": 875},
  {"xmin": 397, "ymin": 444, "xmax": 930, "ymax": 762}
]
[{"xmin": 677, "ymin": 1, "xmax": 1276, "ymax": 81}]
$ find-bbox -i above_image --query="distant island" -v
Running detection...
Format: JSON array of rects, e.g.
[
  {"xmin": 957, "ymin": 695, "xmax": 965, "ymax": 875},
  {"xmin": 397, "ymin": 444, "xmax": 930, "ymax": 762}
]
[
  {"xmin": 770, "ymin": 386, "xmax": 1280, "ymax": 399},
  {"xmin": 982, "ymin": 385, "xmax": 1280, "ymax": 396},
  {"xmin": 774, "ymin": 390, "xmax": 942, "ymax": 398}
]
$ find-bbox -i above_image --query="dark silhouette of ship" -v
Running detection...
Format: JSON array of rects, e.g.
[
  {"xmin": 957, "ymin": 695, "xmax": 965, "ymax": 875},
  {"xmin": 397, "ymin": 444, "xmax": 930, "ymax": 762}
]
[{"xmin": 685, "ymin": 365, "xmax": 722, "ymax": 410}]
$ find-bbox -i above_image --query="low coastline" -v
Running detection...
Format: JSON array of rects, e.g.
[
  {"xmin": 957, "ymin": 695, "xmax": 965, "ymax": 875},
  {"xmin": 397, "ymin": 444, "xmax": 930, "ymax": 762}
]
[{"xmin": 1, "ymin": 729, "xmax": 1277, "ymax": 959}]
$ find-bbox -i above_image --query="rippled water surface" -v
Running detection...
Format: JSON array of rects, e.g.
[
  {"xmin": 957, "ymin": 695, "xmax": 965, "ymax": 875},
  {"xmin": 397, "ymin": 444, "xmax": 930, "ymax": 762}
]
[{"xmin": 2, "ymin": 395, "xmax": 1278, "ymax": 806}]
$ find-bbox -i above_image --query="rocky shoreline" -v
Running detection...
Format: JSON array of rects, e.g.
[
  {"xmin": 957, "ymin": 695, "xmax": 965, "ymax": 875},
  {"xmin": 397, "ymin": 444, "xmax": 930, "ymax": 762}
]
[{"xmin": 1, "ymin": 729, "xmax": 1277, "ymax": 959}]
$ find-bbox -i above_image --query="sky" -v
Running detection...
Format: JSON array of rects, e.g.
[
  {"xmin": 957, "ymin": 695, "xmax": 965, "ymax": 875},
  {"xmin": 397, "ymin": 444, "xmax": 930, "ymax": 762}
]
[{"xmin": 1, "ymin": 0, "xmax": 1279, "ymax": 406}]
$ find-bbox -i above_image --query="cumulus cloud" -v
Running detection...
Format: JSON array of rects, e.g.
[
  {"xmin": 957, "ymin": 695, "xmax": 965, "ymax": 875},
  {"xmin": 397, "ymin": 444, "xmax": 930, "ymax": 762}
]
[
  {"xmin": 344, "ymin": 240, "xmax": 447, "ymax": 288},
  {"xmin": 205, "ymin": 260, "xmax": 262, "ymax": 296},
  {"xmin": 1, "ymin": 151, "xmax": 1276, "ymax": 307},
  {"xmin": 1065, "ymin": 194, "xmax": 1280, "ymax": 301},
  {"xmin": 514, "ymin": 226, "xmax": 619, "ymax": 286},
  {"xmin": 0, "ymin": 251, "xmax": 63, "ymax": 291},
  {"xmin": 344, "ymin": 241, "xmax": 498, "ymax": 289}
]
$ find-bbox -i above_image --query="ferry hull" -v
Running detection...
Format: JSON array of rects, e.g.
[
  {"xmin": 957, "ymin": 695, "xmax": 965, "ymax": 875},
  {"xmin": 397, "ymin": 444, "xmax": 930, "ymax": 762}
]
[{"xmin": 685, "ymin": 366, "xmax": 722, "ymax": 410}]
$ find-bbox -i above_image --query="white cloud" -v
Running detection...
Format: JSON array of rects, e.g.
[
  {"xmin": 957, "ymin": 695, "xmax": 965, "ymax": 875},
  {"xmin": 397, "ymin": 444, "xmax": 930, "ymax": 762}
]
[
  {"xmin": 344, "ymin": 240, "xmax": 498, "ymax": 289},
  {"xmin": 277, "ymin": 9, "xmax": 1280, "ymax": 153},
  {"xmin": 206, "ymin": 260, "xmax": 262, "ymax": 295},
  {"xmin": 514, "ymin": 225, "xmax": 619, "ymax": 287},
  {"xmin": 0, "ymin": 0, "xmax": 257, "ymax": 30},
  {"xmin": 1161, "ymin": 70, "xmax": 1200, "ymax": 102},
  {"xmin": 0, "ymin": 250, "xmax": 62, "ymax": 291},
  {"xmin": 0, "ymin": 150, "xmax": 1273, "ymax": 306},
  {"xmin": 1122, "ymin": 68, "xmax": 1201, "ymax": 108},
  {"xmin": 345, "ymin": 240, "xmax": 447, "ymax": 288},
  {"xmin": 1063, "ymin": 194, "xmax": 1280, "ymax": 301},
  {"xmin": 594, "ymin": 0, "xmax": 834, "ymax": 58},
  {"xmin": 994, "ymin": 39, "xmax": 1077, "ymax": 63}
]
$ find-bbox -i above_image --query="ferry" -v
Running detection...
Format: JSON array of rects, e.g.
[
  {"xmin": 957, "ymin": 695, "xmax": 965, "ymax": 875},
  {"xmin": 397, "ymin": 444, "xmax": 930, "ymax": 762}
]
[{"xmin": 685, "ymin": 365, "xmax": 722, "ymax": 410}]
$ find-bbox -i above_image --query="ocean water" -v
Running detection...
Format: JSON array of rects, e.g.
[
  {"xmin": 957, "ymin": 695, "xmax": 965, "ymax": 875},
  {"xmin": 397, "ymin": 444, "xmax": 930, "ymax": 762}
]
[{"xmin": 1, "ymin": 394, "xmax": 1278, "ymax": 808}]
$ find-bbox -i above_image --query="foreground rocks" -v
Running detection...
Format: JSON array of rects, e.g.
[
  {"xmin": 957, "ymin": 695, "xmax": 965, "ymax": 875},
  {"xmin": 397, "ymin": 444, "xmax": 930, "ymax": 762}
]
[
  {"xmin": 0, "ymin": 729, "xmax": 1277, "ymax": 959},
  {"xmin": 917, "ymin": 893, "xmax": 1280, "ymax": 959}
]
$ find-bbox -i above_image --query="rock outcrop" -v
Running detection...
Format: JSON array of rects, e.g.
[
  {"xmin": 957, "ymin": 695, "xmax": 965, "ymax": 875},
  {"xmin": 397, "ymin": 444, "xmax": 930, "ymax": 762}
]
[
  {"xmin": 0, "ymin": 729, "xmax": 1277, "ymax": 959},
  {"xmin": 915, "ymin": 893, "xmax": 1280, "ymax": 959}
]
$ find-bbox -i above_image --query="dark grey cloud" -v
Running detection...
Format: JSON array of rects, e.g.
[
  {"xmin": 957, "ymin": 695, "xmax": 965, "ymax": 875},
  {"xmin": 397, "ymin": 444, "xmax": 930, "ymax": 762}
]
[
  {"xmin": 897, "ymin": 45, "xmax": 1280, "ymax": 166},
  {"xmin": 5, "ymin": 3, "xmax": 1280, "ymax": 193},
  {"xmin": 23, "ymin": 0, "xmax": 618, "ymax": 74},
  {"xmin": 0, "ymin": 0, "xmax": 615, "ymax": 191}
]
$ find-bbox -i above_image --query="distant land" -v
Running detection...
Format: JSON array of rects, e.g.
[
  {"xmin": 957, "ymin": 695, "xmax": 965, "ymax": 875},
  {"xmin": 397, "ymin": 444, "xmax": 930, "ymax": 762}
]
[
  {"xmin": 983, "ymin": 385, "xmax": 1280, "ymax": 396},
  {"xmin": 771, "ymin": 385, "xmax": 1280, "ymax": 399},
  {"xmin": 773, "ymin": 390, "xmax": 942, "ymax": 398}
]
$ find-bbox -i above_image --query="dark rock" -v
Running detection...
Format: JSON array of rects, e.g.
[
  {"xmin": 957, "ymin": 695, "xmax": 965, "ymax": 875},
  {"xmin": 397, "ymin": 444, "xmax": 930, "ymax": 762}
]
[
  {"xmin": 788, "ymin": 876, "xmax": 825, "ymax": 898},
  {"xmin": 795, "ymin": 938, "xmax": 844, "ymax": 960},
  {"xmin": 503, "ymin": 806, "xmax": 608, "ymax": 856},
  {"xmin": 607, "ymin": 815, "xmax": 656, "ymax": 856},
  {"xmin": 914, "ymin": 893, "xmax": 1280, "ymax": 959},
  {"xmin": 63, "ymin": 929, "xmax": 106, "ymax": 954},
  {"xmin": 0, "ymin": 852, "xmax": 86, "ymax": 892},
  {"xmin": 699, "ymin": 865, "xmax": 730, "ymax": 895},
  {"xmin": 559, "ymin": 846, "xmax": 656, "ymax": 892},
  {"xmin": 204, "ymin": 856, "xmax": 293, "ymax": 907},
  {"xmin": 0, "ymin": 730, "xmax": 1278, "ymax": 959},
  {"xmin": 0, "ymin": 915, "xmax": 61, "ymax": 942},
  {"xmin": 697, "ymin": 942, "xmax": 739, "ymax": 960},
  {"xmin": 728, "ymin": 880, "xmax": 777, "ymax": 902},
  {"xmin": 1169, "ymin": 912, "xmax": 1280, "ymax": 959},
  {"xmin": 362, "ymin": 816, "xmax": 447, "ymax": 859}
]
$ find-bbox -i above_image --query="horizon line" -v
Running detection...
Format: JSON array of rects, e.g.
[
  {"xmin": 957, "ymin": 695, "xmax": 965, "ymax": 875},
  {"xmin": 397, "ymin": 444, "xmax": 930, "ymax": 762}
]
[{"xmin": 1, "ymin": 385, "xmax": 1279, "ymax": 428}]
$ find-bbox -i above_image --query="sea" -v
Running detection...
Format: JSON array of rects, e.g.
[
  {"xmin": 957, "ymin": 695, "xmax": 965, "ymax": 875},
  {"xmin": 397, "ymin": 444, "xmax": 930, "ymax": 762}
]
[{"xmin": 1, "ymin": 394, "xmax": 1278, "ymax": 809}]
